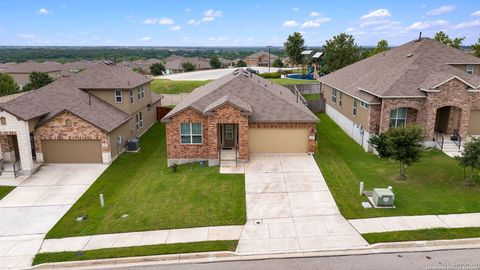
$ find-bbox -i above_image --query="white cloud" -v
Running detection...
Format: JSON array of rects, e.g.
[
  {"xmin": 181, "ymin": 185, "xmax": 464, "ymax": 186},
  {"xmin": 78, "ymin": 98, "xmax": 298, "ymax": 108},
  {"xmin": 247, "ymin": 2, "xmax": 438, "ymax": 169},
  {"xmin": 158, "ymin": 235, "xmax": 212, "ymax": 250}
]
[
  {"xmin": 345, "ymin": 27, "xmax": 355, "ymax": 32},
  {"xmin": 36, "ymin": 8, "xmax": 51, "ymax": 15},
  {"xmin": 143, "ymin": 18, "xmax": 157, "ymax": 24},
  {"xmin": 18, "ymin": 33, "xmax": 36, "ymax": 38},
  {"xmin": 454, "ymin": 19, "xmax": 480, "ymax": 29},
  {"xmin": 309, "ymin": 11, "xmax": 320, "ymax": 17},
  {"xmin": 427, "ymin": 5, "xmax": 455, "ymax": 16},
  {"xmin": 360, "ymin": 19, "xmax": 390, "ymax": 27},
  {"xmin": 143, "ymin": 17, "xmax": 174, "ymax": 25},
  {"xmin": 292, "ymin": 7, "xmax": 299, "ymax": 12},
  {"xmin": 140, "ymin": 37, "xmax": 152, "ymax": 42},
  {"xmin": 407, "ymin": 20, "xmax": 449, "ymax": 30},
  {"xmin": 360, "ymin": 9, "xmax": 391, "ymax": 20},
  {"xmin": 188, "ymin": 19, "xmax": 200, "ymax": 25},
  {"xmin": 203, "ymin": 9, "xmax": 223, "ymax": 18},
  {"xmin": 158, "ymin": 18, "xmax": 174, "ymax": 25},
  {"xmin": 300, "ymin": 17, "xmax": 331, "ymax": 28},
  {"xmin": 283, "ymin": 20, "xmax": 299, "ymax": 27},
  {"xmin": 169, "ymin": 25, "xmax": 181, "ymax": 31},
  {"xmin": 201, "ymin": 16, "xmax": 215, "ymax": 22},
  {"xmin": 471, "ymin": 10, "xmax": 480, "ymax": 16}
]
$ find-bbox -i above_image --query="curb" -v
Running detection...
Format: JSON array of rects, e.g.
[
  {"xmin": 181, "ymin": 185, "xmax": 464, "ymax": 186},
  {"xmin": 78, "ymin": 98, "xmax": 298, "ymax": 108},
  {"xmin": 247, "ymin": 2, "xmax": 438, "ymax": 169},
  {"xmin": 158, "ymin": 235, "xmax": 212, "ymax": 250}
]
[{"xmin": 29, "ymin": 237, "xmax": 480, "ymax": 270}]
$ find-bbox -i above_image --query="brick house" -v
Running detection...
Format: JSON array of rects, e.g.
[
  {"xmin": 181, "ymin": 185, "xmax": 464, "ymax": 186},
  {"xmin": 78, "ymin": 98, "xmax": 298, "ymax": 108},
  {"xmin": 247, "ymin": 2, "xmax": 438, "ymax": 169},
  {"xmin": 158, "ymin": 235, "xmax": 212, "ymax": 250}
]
[
  {"xmin": 244, "ymin": 51, "xmax": 279, "ymax": 67},
  {"xmin": 161, "ymin": 70, "xmax": 319, "ymax": 166},
  {"xmin": 0, "ymin": 62, "xmax": 162, "ymax": 175},
  {"xmin": 318, "ymin": 38, "xmax": 480, "ymax": 154}
]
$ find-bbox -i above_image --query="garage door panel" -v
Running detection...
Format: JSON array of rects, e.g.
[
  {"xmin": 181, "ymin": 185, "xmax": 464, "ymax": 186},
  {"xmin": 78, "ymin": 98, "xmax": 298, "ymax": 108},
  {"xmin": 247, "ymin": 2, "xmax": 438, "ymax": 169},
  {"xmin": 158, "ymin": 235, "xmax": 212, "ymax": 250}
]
[
  {"xmin": 249, "ymin": 128, "xmax": 308, "ymax": 153},
  {"xmin": 42, "ymin": 140, "xmax": 102, "ymax": 163},
  {"xmin": 469, "ymin": 110, "xmax": 480, "ymax": 135}
]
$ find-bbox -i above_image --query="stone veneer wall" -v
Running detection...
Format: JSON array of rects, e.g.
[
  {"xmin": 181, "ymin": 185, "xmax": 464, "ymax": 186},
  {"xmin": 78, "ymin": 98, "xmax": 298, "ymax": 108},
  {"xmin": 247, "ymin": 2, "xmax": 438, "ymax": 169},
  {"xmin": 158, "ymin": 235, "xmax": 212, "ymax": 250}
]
[
  {"xmin": 249, "ymin": 123, "xmax": 317, "ymax": 153},
  {"xmin": 379, "ymin": 98, "xmax": 427, "ymax": 134},
  {"xmin": 34, "ymin": 112, "xmax": 111, "ymax": 163}
]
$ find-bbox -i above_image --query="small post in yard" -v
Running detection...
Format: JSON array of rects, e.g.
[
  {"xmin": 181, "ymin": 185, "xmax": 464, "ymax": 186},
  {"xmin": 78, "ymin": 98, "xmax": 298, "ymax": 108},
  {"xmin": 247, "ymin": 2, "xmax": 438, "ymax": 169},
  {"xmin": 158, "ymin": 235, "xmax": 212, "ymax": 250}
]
[
  {"xmin": 359, "ymin": 181, "xmax": 364, "ymax": 196},
  {"xmin": 99, "ymin": 193, "xmax": 105, "ymax": 208},
  {"xmin": 267, "ymin": 45, "xmax": 272, "ymax": 73}
]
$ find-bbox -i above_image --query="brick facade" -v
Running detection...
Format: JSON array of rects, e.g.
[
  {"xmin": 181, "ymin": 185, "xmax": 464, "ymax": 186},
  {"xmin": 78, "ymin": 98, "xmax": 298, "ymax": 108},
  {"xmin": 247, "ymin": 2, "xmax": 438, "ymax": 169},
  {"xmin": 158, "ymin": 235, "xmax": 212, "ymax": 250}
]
[{"xmin": 34, "ymin": 112, "xmax": 110, "ymax": 159}]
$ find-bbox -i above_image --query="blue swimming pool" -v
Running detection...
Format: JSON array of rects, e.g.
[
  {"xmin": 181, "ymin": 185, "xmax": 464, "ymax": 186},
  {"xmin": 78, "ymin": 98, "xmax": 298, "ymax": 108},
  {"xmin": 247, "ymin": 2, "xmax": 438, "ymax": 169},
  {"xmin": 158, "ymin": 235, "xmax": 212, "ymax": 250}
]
[{"xmin": 286, "ymin": 73, "xmax": 315, "ymax": 80}]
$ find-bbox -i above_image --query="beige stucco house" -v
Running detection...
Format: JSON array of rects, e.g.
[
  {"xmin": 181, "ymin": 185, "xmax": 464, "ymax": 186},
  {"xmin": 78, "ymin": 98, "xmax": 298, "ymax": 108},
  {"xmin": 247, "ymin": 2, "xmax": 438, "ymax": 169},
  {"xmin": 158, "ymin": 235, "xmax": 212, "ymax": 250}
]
[
  {"xmin": 244, "ymin": 51, "xmax": 278, "ymax": 67},
  {"xmin": 0, "ymin": 62, "xmax": 162, "ymax": 175},
  {"xmin": 161, "ymin": 70, "xmax": 318, "ymax": 166},
  {"xmin": 0, "ymin": 62, "xmax": 63, "ymax": 88},
  {"xmin": 318, "ymin": 38, "xmax": 480, "ymax": 152}
]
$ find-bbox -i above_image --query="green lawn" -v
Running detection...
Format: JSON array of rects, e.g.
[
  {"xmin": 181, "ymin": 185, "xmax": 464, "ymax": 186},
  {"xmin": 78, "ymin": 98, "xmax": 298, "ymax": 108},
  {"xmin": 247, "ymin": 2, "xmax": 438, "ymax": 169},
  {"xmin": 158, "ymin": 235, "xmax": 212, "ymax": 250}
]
[
  {"xmin": 315, "ymin": 113, "xmax": 480, "ymax": 219},
  {"xmin": 0, "ymin": 186, "xmax": 14, "ymax": 200},
  {"xmin": 33, "ymin": 240, "xmax": 237, "ymax": 265},
  {"xmin": 46, "ymin": 123, "xmax": 246, "ymax": 238},
  {"xmin": 302, "ymin": 93, "xmax": 321, "ymax": 101},
  {"xmin": 363, "ymin": 228, "xmax": 480, "ymax": 244},
  {"xmin": 268, "ymin": 78, "xmax": 320, "ymax": 86},
  {"xmin": 151, "ymin": 79, "xmax": 212, "ymax": 94}
]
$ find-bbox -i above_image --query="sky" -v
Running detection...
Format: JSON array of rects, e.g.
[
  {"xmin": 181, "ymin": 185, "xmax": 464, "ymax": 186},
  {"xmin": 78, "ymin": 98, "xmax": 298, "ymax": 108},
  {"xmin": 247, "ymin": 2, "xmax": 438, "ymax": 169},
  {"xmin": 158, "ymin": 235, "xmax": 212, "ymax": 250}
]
[{"xmin": 0, "ymin": 0, "xmax": 479, "ymax": 47}]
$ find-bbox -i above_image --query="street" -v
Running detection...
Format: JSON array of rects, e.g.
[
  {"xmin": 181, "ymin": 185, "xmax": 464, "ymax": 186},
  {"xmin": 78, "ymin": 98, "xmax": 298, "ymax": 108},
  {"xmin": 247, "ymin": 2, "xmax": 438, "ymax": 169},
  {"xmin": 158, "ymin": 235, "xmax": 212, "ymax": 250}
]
[{"xmin": 113, "ymin": 249, "xmax": 480, "ymax": 270}]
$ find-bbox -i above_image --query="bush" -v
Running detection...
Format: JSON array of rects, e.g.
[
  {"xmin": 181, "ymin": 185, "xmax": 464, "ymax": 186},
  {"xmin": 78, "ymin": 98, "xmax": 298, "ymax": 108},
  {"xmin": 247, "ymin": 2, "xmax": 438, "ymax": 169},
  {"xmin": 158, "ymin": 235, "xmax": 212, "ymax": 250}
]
[
  {"xmin": 368, "ymin": 133, "xmax": 390, "ymax": 158},
  {"xmin": 258, "ymin": 72, "xmax": 281, "ymax": 79},
  {"xmin": 272, "ymin": 58, "xmax": 284, "ymax": 68},
  {"xmin": 181, "ymin": 62, "xmax": 196, "ymax": 72},
  {"xmin": 236, "ymin": 60, "xmax": 247, "ymax": 67},
  {"xmin": 150, "ymin": 62, "xmax": 166, "ymax": 76}
]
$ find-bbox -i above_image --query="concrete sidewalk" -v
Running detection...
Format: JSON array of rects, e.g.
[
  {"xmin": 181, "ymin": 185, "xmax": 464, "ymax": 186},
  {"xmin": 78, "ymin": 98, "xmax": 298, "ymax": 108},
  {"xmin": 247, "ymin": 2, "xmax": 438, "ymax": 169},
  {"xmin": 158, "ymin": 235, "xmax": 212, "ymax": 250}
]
[
  {"xmin": 349, "ymin": 213, "xmax": 480, "ymax": 234},
  {"xmin": 40, "ymin": 225, "xmax": 243, "ymax": 253}
]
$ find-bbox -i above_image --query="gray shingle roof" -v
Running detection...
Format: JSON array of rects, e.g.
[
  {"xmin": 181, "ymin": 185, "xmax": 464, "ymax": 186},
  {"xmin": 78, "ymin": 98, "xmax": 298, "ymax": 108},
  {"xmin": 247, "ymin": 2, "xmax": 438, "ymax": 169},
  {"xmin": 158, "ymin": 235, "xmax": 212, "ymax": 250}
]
[
  {"xmin": 0, "ymin": 62, "xmax": 62, "ymax": 74},
  {"xmin": 162, "ymin": 71, "xmax": 318, "ymax": 123},
  {"xmin": 245, "ymin": 51, "xmax": 279, "ymax": 60},
  {"xmin": 319, "ymin": 38, "xmax": 480, "ymax": 102}
]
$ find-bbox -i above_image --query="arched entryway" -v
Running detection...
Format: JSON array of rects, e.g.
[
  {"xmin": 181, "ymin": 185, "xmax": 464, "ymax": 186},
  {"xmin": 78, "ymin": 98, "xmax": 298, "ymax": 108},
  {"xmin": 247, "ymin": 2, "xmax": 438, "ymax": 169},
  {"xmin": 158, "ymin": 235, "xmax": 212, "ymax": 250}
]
[{"xmin": 434, "ymin": 106, "xmax": 462, "ymax": 135}]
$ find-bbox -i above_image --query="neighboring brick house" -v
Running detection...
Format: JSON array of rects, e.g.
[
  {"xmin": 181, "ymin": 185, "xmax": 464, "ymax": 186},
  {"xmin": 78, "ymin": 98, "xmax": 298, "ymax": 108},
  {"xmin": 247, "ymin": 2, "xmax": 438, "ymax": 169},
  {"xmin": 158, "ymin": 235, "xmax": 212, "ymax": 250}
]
[
  {"xmin": 161, "ymin": 70, "xmax": 318, "ymax": 166},
  {"xmin": 318, "ymin": 37, "xmax": 480, "ymax": 152},
  {"xmin": 244, "ymin": 51, "xmax": 279, "ymax": 67},
  {"xmin": 0, "ymin": 62, "xmax": 162, "ymax": 175}
]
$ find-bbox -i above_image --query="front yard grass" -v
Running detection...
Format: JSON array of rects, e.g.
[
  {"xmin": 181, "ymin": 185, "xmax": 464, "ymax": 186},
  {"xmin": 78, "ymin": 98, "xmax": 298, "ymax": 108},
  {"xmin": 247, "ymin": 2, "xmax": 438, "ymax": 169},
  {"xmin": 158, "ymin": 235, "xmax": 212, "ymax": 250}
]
[
  {"xmin": 0, "ymin": 186, "xmax": 14, "ymax": 200},
  {"xmin": 363, "ymin": 228, "xmax": 480, "ymax": 244},
  {"xmin": 46, "ymin": 123, "xmax": 246, "ymax": 238},
  {"xmin": 315, "ymin": 113, "xmax": 480, "ymax": 219},
  {"xmin": 151, "ymin": 79, "xmax": 212, "ymax": 94},
  {"xmin": 268, "ymin": 78, "xmax": 320, "ymax": 86},
  {"xmin": 33, "ymin": 240, "xmax": 237, "ymax": 265}
]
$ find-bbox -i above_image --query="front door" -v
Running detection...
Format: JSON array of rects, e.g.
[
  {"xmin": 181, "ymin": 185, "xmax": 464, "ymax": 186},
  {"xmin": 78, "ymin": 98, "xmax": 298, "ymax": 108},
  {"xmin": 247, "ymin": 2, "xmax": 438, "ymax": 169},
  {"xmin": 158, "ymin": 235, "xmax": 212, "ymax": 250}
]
[{"xmin": 223, "ymin": 124, "xmax": 235, "ymax": 148}]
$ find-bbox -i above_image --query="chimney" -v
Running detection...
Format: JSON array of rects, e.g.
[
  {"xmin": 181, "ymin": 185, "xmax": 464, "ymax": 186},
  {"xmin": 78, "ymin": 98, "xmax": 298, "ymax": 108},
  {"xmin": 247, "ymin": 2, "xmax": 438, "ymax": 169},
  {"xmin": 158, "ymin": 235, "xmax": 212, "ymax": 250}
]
[{"xmin": 418, "ymin": 32, "xmax": 422, "ymax": 41}]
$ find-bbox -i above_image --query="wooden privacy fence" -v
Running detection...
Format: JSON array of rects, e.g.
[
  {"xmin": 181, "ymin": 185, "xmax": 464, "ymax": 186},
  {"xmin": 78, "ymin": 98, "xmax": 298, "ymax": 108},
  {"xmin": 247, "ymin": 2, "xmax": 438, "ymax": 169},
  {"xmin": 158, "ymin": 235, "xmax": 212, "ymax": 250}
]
[
  {"xmin": 156, "ymin": 107, "xmax": 172, "ymax": 120},
  {"xmin": 307, "ymin": 98, "xmax": 326, "ymax": 113},
  {"xmin": 284, "ymin": 83, "xmax": 322, "ymax": 95}
]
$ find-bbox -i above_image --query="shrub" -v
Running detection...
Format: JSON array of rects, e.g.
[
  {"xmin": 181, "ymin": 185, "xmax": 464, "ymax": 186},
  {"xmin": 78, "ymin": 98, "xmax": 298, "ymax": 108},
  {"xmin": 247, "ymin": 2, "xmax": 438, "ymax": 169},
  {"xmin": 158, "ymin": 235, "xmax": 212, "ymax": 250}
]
[
  {"xmin": 258, "ymin": 72, "xmax": 281, "ymax": 79},
  {"xmin": 368, "ymin": 133, "xmax": 390, "ymax": 158}
]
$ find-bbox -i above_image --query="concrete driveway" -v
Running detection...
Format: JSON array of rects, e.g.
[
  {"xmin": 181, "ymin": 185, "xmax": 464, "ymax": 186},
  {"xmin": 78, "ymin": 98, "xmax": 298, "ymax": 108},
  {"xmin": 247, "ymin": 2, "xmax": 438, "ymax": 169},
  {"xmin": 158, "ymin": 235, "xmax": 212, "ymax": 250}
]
[
  {"xmin": 0, "ymin": 164, "xmax": 108, "ymax": 269},
  {"xmin": 236, "ymin": 154, "xmax": 367, "ymax": 254}
]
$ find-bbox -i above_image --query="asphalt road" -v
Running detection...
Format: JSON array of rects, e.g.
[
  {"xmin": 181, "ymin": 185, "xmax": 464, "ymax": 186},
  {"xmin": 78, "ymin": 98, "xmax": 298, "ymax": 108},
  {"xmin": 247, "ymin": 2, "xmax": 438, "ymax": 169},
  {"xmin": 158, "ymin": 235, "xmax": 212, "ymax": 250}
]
[{"xmin": 112, "ymin": 249, "xmax": 480, "ymax": 270}]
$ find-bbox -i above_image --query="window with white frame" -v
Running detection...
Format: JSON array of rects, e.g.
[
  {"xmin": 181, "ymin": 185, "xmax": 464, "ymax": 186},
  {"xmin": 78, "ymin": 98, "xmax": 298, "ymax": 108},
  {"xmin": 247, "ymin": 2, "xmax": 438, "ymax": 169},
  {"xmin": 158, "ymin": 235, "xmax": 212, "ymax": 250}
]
[
  {"xmin": 115, "ymin": 90, "xmax": 122, "ymax": 103},
  {"xmin": 180, "ymin": 123, "xmax": 202, "ymax": 144},
  {"xmin": 135, "ymin": 112, "xmax": 143, "ymax": 130},
  {"xmin": 332, "ymin": 88, "xmax": 337, "ymax": 103},
  {"xmin": 352, "ymin": 98, "xmax": 357, "ymax": 116},
  {"xmin": 389, "ymin": 108, "xmax": 407, "ymax": 128},
  {"xmin": 137, "ymin": 85, "xmax": 145, "ymax": 100},
  {"xmin": 130, "ymin": 90, "xmax": 134, "ymax": 104},
  {"xmin": 339, "ymin": 92, "xmax": 343, "ymax": 107},
  {"xmin": 466, "ymin": 64, "xmax": 474, "ymax": 75}
]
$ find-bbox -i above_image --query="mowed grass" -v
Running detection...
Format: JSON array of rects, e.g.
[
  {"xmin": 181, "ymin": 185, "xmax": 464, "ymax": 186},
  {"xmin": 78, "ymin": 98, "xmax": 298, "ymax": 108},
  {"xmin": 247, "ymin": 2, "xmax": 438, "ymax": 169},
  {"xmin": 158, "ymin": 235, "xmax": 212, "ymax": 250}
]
[
  {"xmin": 363, "ymin": 228, "xmax": 480, "ymax": 244},
  {"xmin": 315, "ymin": 113, "xmax": 480, "ymax": 219},
  {"xmin": 46, "ymin": 123, "xmax": 246, "ymax": 238},
  {"xmin": 268, "ymin": 78, "xmax": 320, "ymax": 85},
  {"xmin": 33, "ymin": 240, "xmax": 237, "ymax": 265},
  {"xmin": 302, "ymin": 93, "xmax": 321, "ymax": 101},
  {"xmin": 0, "ymin": 186, "xmax": 15, "ymax": 200},
  {"xmin": 151, "ymin": 79, "xmax": 212, "ymax": 94}
]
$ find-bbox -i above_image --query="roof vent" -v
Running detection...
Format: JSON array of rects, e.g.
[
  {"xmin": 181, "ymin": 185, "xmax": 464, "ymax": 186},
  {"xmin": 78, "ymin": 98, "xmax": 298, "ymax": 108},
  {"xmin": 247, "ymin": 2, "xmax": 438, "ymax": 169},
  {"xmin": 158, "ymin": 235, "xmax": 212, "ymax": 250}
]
[
  {"xmin": 416, "ymin": 32, "xmax": 422, "ymax": 42},
  {"xmin": 406, "ymin": 53, "xmax": 414, "ymax": 58}
]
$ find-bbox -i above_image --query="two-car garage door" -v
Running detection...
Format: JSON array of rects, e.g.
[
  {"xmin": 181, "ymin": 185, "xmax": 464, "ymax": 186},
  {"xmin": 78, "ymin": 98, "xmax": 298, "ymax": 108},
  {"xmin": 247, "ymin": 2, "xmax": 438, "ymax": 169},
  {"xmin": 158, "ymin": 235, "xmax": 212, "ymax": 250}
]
[
  {"xmin": 248, "ymin": 128, "xmax": 309, "ymax": 153},
  {"xmin": 42, "ymin": 140, "xmax": 103, "ymax": 163}
]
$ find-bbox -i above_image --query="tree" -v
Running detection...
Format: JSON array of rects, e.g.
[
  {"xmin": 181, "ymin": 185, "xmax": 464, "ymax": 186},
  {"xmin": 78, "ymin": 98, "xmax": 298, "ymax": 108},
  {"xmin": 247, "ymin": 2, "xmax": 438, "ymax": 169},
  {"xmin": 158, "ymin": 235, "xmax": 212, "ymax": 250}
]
[
  {"xmin": 0, "ymin": 73, "xmax": 19, "ymax": 96},
  {"xmin": 321, "ymin": 33, "xmax": 361, "ymax": 74},
  {"xmin": 181, "ymin": 62, "xmax": 196, "ymax": 72},
  {"xmin": 283, "ymin": 32, "xmax": 306, "ymax": 66},
  {"xmin": 22, "ymin": 72, "xmax": 53, "ymax": 91},
  {"xmin": 434, "ymin": 31, "xmax": 465, "ymax": 49},
  {"xmin": 236, "ymin": 59, "xmax": 247, "ymax": 67},
  {"xmin": 457, "ymin": 138, "xmax": 480, "ymax": 186},
  {"xmin": 386, "ymin": 125, "xmax": 425, "ymax": 180},
  {"xmin": 132, "ymin": 67, "xmax": 143, "ymax": 74},
  {"xmin": 209, "ymin": 56, "xmax": 222, "ymax": 69},
  {"xmin": 369, "ymin": 39, "xmax": 389, "ymax": 57},
  {"xmin": 472, "ymin": 37, "xmax": 480, "ymax": 58},
  {"xmin": 149, "ymin": 62, "xmax": 165, "ymax": 76},
  {"xmin": 272, "ymin": 58, "xmax": 284, "ymax": 68}
]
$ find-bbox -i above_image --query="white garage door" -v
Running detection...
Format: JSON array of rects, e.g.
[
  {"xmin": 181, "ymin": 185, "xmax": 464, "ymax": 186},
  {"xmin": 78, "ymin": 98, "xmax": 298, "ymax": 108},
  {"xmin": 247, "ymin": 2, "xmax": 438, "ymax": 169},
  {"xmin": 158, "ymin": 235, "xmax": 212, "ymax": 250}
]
[{"xmin": 248, "ymin": 128, "xmax": 309, "ymax": 153}]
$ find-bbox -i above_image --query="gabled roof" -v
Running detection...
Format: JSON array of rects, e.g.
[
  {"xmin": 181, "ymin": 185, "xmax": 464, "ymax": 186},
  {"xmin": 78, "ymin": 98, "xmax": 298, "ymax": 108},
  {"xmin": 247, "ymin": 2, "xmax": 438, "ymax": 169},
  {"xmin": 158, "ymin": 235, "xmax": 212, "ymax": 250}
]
[
  {"xmin": 68, "ymin": 63, "xmax": 152, "ymax": 89},
  {"xmin": 245, "ymin": 51, "xmax": 279, "ymax": 60},
  {"xmin": 162, "ymin": 71, "xmax": 318, "ymax": 123},
  {"xmin": 0, "ymin": 62, "xmax": 62, "ymax": 74},
  {"xmin": 319, "ymin": 38, "xmax": 480, "ymax": 102}
]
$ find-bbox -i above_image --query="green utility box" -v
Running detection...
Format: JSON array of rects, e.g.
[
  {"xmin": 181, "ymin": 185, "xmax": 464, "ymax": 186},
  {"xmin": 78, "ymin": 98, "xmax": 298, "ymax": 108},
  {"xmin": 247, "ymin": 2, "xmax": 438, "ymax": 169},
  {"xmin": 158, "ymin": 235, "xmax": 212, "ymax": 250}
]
[{"xmin": 373, "ymin": 188, "xmax": 395, "ymax": 207}]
